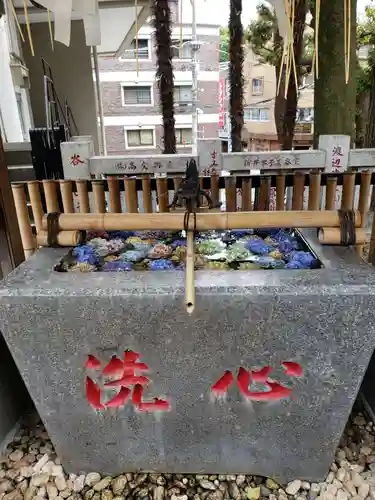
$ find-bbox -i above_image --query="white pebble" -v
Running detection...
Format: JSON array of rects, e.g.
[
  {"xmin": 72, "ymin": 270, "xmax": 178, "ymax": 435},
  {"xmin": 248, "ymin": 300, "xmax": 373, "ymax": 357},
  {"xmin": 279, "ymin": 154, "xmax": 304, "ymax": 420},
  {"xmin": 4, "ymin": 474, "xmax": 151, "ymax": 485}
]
[
  {"xmin": 358, "ymin": 483, "xmax": 369, "ymax": 498},
  {"xmin": 47, "ymin": 485, "xmax": 58, "ymax": 499},
  {"xmin": 337, "ymin": 469, "xmax": 347, "ymax": 482},
  {"xmin": 311, "ymin": 483, "xmax": 321, "ymax": 494},
  {"xmin": 360, "ymin": 446, "xmax": 372, "ymax": 456},
  {"xmin": 34, "ymin": 454, "xmax": 50, "ymax": 473},
  {"xmin": 326, "ymin": 472, "xmax": 335, "ymax": 484},
  {"xmin": 51, "ymin": 466, "xmax": 64, "ymax": 477},
  {"xmin": 54, "ymin": 477, "xmax": 67, "ymax": 491},
  {"xmin": 336, "ymin": 490, "xmax": 349, "ymax": 500},
  {"xmin": 85, "ymin": 473, "xmax": 101, "ymax": 487},
  {"xmin": 286, "ymin": 480, "xmax": 302, "ymax": 495},
  {"xmin": 31, "ymin": 474, "xmax": 51, "ymax": 487},
  {"xmin": 343, "ymin": 480, "xmax": 357, "ymax": 497},
  {"xmin": 351, "ymin": 472, "xmax": 363, "ymax": 487},
  {"xmin": 73, "ymin": 476, "xmax": 85, "ymax": 493},
  {"xmin": 9, "ymin": 451, "xmax": 23, "ymax": 462}
]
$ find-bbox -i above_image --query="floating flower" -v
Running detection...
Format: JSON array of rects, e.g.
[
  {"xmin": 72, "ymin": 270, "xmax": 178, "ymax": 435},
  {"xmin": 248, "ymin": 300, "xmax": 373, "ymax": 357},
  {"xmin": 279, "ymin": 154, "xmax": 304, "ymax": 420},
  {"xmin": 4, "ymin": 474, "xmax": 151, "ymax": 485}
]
[
  {"xmin": 148, "ymin": 259, "xmax": 174, "ymax": 270},
  {"xmin": 206, "ymin": 261, "xmax": 229, "ymax": 270},
  {"xmin": 230, "ymin": 230, "xmax": 252, "ymax": 238},
  {"xmin": 249, "ymin": 256, "xmax": 285, "ymax": 269},
  {"xmin": 108, "ymin": 231, "xmax": 134, "ymax": 240},
  {"xmin": 119, "ymin": 250, "xmax": 148, "ymax": 263},
  {"xmin": 194, "ymin": 254, "xmax": 208, "ymax": 269},
  {"xmin": 245, "ymin": 239, "xmax": 274, "ymax": 256},
  {"xmin": 132, "ymin": 242, "xmax": 152, "ymax": 253},
  {"xmin": 288, "ymin": 251, "xmax": 317, "ymax": 269},
  {"xmin": 196, "ymin": 240, "xmax": 224, "ymax": 256},
  {"xmin": 86, "ymin": 230, "xmax": 109, "ymax": 241},
  {"xmin": 171, "ymin": 239, "xmax": 187, "ymax": 249},
  {"xmin": 72, "ymin": 245, "xmax": 100, "ymax": 266},
  {"xmin": 102, "ymin": 261, "xmax": 133, "ymax": 272},
  {"xmin": 238, "ymin": 262, "xmax": 263, "ymax": 270},
  {"xmin": 70, "ymin": 262, "xmax": 97, "ymax": 272},
  {"xmin": 126, "ymin": 236, "xmax": 143, "ymax": 245},
  {"xmin": 107, "ymin": 238, "xmax": 127, "ymax": 254},
  {"xmin": 268, "ymin": 249, "xmax": 284, "ymax": 260},
  {"xmin": 226, "ymin": 244, "xmax": 252, "ymax": 263},
  {"xmin": 104, "ymin": 255, "xmax": 119, "ymax": 262},
  {"xmin": 148, "ymin": 244, "xmax": 172, "ymax": 259}
]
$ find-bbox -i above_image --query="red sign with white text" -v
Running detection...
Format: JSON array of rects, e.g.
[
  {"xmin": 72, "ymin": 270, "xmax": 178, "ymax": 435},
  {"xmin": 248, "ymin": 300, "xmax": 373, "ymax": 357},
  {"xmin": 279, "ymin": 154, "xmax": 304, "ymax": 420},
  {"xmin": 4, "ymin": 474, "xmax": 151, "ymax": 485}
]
[{"xmin": 219, "ymin": 78, "xmax": 225, "ymax": 128}]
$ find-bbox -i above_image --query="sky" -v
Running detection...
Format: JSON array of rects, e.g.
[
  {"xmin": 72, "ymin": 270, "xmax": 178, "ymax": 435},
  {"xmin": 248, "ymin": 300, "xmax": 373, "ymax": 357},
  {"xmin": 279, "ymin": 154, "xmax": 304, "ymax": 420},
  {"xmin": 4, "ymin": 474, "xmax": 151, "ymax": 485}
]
[{"xmin": 187, "ymin": 0, "xmax": 369, "ymax": 26}]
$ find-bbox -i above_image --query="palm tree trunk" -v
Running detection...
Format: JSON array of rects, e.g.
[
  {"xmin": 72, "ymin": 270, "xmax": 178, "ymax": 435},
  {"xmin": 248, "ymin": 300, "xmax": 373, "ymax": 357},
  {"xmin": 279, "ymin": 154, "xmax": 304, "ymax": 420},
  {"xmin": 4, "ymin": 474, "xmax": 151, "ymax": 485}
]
[
  {"xmin": 229, "ymin": 0, "xmax": 244, "ymax": 153},
  {"xmin": 153, "ymin": 0, "xmax": 176, "ymax": 154}
]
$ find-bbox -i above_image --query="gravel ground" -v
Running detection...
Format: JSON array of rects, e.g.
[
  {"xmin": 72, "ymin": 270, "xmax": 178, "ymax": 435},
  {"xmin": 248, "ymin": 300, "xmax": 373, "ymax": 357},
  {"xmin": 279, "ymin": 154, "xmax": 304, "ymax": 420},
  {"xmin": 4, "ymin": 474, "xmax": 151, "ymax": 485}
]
[{"xmin": 1, "ymin": 412, "xmax": 375, "ymax": 500}]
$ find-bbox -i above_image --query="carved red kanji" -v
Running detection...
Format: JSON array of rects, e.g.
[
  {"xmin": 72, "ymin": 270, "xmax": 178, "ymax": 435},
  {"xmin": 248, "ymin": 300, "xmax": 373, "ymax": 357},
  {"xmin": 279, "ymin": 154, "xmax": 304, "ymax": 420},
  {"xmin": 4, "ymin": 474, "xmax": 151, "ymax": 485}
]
[
  {"xmin": 85, "ymin": 350, "xmax": 170, "ymax": 412},
  {"xmin": 211, "ymin": 362, "xmax": 302, "ymax": 401}
]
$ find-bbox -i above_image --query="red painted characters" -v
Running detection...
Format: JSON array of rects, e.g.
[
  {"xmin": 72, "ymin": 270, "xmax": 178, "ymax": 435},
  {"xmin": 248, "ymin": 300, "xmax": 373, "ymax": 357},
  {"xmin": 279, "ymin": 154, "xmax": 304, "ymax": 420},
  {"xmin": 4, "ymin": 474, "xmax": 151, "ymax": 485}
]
[
  {"xmin": 70, "ymin": 154, "xmax": 85, "ymax": 166},
  {"xmin": 211, "ymin": 361, "xmax": 302, "ymax": 401},
  {"xmin": 85, "ymin": 351, "xmax": 171, "ymax": 413}
]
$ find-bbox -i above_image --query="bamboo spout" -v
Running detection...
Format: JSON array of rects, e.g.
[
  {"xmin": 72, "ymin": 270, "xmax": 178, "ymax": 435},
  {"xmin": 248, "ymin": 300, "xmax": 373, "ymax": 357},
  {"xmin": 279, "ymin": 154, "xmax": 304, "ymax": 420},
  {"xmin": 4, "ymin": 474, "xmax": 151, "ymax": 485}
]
[{"xmin": 185, "ymin": 231, "xmax": 195, "ymax": 314}]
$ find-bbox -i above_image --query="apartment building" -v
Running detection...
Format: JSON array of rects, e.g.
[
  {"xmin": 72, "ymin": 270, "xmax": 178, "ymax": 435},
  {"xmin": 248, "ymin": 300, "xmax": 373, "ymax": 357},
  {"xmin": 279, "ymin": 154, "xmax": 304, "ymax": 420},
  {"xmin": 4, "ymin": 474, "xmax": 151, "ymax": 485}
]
[
  {"xmin": 98, "ymin": 0, "xmax": 220, "ymax": 155},
  {"xmin": 218, "ymin": 48, "xmax": 314, "ymax": 151}
]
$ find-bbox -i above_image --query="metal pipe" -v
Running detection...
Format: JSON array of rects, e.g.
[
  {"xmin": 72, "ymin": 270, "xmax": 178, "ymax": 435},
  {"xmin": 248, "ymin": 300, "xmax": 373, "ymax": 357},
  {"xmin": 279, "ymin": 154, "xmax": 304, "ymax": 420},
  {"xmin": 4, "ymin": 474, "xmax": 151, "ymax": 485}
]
[{"xmin": 92, "ymin": 46, "xmax": 107, "ymax": 156}]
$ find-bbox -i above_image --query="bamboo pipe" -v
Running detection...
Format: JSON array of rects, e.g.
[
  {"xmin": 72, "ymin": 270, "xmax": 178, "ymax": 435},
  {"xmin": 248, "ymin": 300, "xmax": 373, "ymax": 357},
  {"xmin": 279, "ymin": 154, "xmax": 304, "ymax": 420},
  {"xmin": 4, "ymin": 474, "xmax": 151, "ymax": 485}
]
[
  {"xmin": 142, "ymin": 175, "xmax": 153, "ymax": 213},
  {"xmin": 259, "ymin": 177, "xmax": 271, "ymax": 211},
  {"xmin": 325, "ymin": 177, "xmax": 337, "ymax": 210},
  {"xmin": 27, "ymin": 181, "xmax": 44, "ymax": 232},
  {"xmin": 41, "ymin": 210, "xmax": 363, "ymax": 232},
  {"xmin": 37, "ymin": 230, "xmax": 85, "ymax": 247},
  {"xmin": 225, "ymin": 177, "xmax": 236, "ymax": 212},
  {"xmin": 241, "ymin": 177, "xmax": 251, "ymax": 211},
  {"xmin": 11, "ymin": 183, "xmax": 35, "ymax": 258},
  {"xmin": 59, "ymin": 180, "xmax": 74, "ymax": 213},
  {"xmin": 42, "ymin": 180, "xmax": 60, "ymax": 213},
  {"xmin": 92, "ymin": 180, "xmax": 106, "ymax": 213},
  {"xmin": 318, "ymin": 227, "xmax": 366, "ymax": 246},
  {"xmin": 357, "ymin": 170, "xmax": 372, "ymax": 258},
  {"xmin": 292, "ymin": 172, "xmax": 305, "ymax": 210},
  {"xmin": 124, "ymin": 178, "xmax": 138, "ymax": 213},
  {"xmin": 156, "ymin": 178, "xmax": 169, "ymax": 212},
  {"xmin": 173, "ymin": 177, "xmax": 182, "ymax": 191},
  {"xmin": 185, "ymin": 231, "xmax": 195, "ymax": 315},
  {"xmin": 210, "ymin": 175, "xmax": 220, "ymax": 208},
  {"xmin": 341, "ymin": 172, "xmax": 356, "ymax": 210},
  {"xmin": 276, "ymin": 174, "xmax": 286, "ymax": 211},
  {"xmin": 107, "ymin": 177, "xmax": 121, "ymax": 213},
  {"xmin": 76, "ymin": 180, "xmax": 90, "ymax": 213},
  {"xmin": 308, "ymin": 172, "xmax": 321, "ymax": 210}
]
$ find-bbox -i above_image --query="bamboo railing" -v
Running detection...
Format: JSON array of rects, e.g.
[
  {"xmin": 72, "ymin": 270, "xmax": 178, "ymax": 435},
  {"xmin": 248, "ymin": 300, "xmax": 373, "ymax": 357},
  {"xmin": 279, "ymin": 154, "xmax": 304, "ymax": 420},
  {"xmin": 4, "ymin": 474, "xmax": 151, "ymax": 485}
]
[{"xmin": 10, "ymin": 170, "xmax": 375, "ymax": 262}]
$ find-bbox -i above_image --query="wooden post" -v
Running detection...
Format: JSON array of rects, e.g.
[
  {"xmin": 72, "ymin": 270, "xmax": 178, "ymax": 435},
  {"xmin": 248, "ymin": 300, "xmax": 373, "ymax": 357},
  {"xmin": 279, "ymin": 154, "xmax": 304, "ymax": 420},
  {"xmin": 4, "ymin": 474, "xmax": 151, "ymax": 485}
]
[
  {"xmin": 0, "ymin": 131, "xmax": 24, "ymax": 271},
  {"xmin": 308, "ymin": 172, "xmax": 321, "ymax": 210},
  {"xmin": 225, "ymin": 177, "xmax": 237, "ymax": 212},
  {"xmin": 210, "ymin": 175, "xmax": 220, "ymax": 208},
  {"xmin": 341, "ymin": 172, "xmax": 356, "ymax": 210},
  {"xmin": 259, "ymin": 177, "xmax": 271, "ymax": 211},
  {"xmin": 11, "ymin": 183, "xmax": 35, "ymax": 258},
  {"xmin": 42, "ymin": 179, "xmax": 60, "ymax": 213},
  {"xmin": 358, "ymin": 170, "xmax": 372, "ymax": 258},
  {"xmin": 292, "ymin": 172, "xmax": 305, "ymax": 210},
  {"xmin": 276, "ymin": 174, "xmax": 286, "ymax": 211},
  {"xmin": 156, "ymin": 178, "xmax": 169, "ymax": 212},
  {"xmin": 92, "ymin": 180, "xmax": 106, "ymax": 213},
  {"xmin": 124, "ymin": 178, "xmax": 138, "ymax": 213},
  {"xmin": 59, "ymin": 180, "xmax": 74, "ymax": 213},
  {"xmin": 107, "ymin": 177, "xmax": 122, "ymax": 213},
  {"xmin": 27, "ymin": 181, "xmax": 44, "ymax": 232},
  {"xmin": 76, "ymin": 180, "xmax": 90, "ymax": 213},
  {"xmin": 241, "ymin": 177, "xmax": 252, "ymax": 211},
  {"xmin": 142, "ymin": 175, "xmax": 153, "ymax": 213},
  {"xmin": 325, "ymin": 177, "xmax": 337, "ymax": 210}
]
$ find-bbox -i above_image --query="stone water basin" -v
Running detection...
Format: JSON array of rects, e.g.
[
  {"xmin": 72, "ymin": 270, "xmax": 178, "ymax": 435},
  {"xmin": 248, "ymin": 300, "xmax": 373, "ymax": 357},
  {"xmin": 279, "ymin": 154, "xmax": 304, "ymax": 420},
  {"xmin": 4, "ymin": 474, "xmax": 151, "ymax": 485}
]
[{"xmin": 55, "ymin": 228, "xmax": 322, "ymax": 272}]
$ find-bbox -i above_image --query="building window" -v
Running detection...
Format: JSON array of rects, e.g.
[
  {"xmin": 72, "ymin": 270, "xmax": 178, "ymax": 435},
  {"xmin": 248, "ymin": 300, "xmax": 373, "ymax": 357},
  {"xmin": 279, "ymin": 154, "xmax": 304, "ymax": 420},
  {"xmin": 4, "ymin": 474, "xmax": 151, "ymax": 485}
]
[
  {"xmin": 122, "ymin": 39, "xmax": 149, "ymax": 59},
  {"xmin": 15, "ymin": 92, "xmax": 27, "ymax": 138},
  {"xmin": 176, "ymin": 128, "xmax": 192, "ymax": 145},
  {"xmin": 251, "ymin": 78, "xmax": 263, "ymax": 95},
  {"xmin": 244, "ymin": 107, "xmax": 269, "ymax": 121},
  {"xmin": 296, "ymin": 107, "xmax": 314, "ymax": 122},
  {"xmin": 123, "ymin": 86, "xmax": 152, "ymax": 105},
  {"xmin": 174, "ymin": 86, "xmax": 193, "ymax": 104},
  {"xmin": 126, "ymin": 129, "xmax": 155, "ymax": 148},
  {"xmin": 171, "ymin": 39, "xmax": 192, "ymax": 59}
]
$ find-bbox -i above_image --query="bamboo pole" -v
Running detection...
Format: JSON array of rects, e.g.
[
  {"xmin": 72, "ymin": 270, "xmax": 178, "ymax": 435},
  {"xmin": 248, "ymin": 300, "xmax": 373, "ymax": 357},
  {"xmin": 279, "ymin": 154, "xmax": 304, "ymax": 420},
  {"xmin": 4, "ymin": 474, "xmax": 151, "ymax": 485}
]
[
  {"xmin": 259, "ymin": 177, "xmax": 271, "ymax": 211},
  {"xmin": 59, "ymin": 180, "xmax": 74, "ymax": 213},
  {"xmin": 341, "ymin": 172, "xmax": 356, "ymax": 210},
  {"xmin": 11, "ymin": 183, "xmax": 35, "ymax": 258},
  {"xmin": 41, "ymin": 210, "xmax": 363, "ymax": 232},
  {"xmin": 292, "ymin": 172, "xmax": 305, "ymax": 210},
  {"xmin": 318, "ymin": 227, "xmax": 366, "ymax": 245},
  {"xmin": 76, "ymin": 180, "xmax": 90, "ymax": 213},
  {"xmin": 210, "ymin": 175, "xmax": 220, "ymax": 208},
  {"xmin": 37, "ymin": 230, "xmax": 85, "ymax": 247},
  {"xmin": 156, "ymin": 178, "xmax": 169, "ymax": 212},
  {"xmin": 92, "ymin": 180, "xmax": 106, "ymax": 213},
  {"xmin": 42, "ymin": 180, "xmax": 60, "ymax": 213},
  {"xmin": 325, "ymin": 177, "xmax": 337, "ymax": 210},
  {"xmin": 142, "ymin": 175, "xmax": 153, "ymax": 213},
  {"xmin": 276, "ymin": 174, "xmax": 286, "ymax": 211},
  {"xmin": 225, "ymin": 177, "xmax": 237, "ymax": 212},
  {"xmin": 107, "ymin": 177, "xmax": 121, "ymax": 213},
  {"xmin": 308, "ymin": 172, "xmax": 321, "ymax": 210},
  {"xmin": 357, "ymin": 170, "xmax": 372, "ymax": 257},
  {"xmin": 173, "ymin": 176, "xmax": 182, "ymax": 191},
  {"xmin": 27, "ymin": 181, "xmax": 44, "ymax": 232},
  {"xmin": 241, "ymin": 177, "xmax": 252, "ymax": 211},
  {"xmin": 185, "ymin": 231, "xmax": 195, "ymax": 315},
  {"xmin": 124, "ymin": 178, "xmax": 138, "ymax": 213}
]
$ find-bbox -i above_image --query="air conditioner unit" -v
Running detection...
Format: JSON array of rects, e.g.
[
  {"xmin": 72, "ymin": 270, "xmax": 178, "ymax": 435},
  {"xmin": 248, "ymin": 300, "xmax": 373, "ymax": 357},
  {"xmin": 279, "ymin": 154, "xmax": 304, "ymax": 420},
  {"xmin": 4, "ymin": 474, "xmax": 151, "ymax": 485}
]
[{"xmin": 10, "ymin": 61, "xmax": 31, "ymax": 90}]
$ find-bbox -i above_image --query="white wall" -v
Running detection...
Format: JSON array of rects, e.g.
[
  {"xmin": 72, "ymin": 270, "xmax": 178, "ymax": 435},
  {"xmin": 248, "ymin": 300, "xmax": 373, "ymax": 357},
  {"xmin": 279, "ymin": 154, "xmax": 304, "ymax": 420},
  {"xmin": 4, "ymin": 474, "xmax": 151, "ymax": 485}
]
[{"xmin": 0, "ymin": 12, "xmax": 32, "ymax": 142}]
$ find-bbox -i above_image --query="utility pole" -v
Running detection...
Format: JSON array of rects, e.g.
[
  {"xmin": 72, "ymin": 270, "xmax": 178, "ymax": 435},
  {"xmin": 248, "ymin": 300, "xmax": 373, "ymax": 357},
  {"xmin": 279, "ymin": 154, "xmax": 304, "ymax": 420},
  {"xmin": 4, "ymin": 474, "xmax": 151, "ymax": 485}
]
[{"xmin": 190, "ymin": 0, "xmax": 198, "ymax": 156}]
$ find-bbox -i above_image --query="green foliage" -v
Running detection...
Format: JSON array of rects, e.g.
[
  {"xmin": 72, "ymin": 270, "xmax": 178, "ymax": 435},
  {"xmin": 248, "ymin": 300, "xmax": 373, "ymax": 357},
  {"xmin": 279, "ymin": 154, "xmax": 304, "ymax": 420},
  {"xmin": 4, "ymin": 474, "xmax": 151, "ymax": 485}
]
[
  {"xmin": 220, "ymin": 27, "xmax": 229, "ymax": 62},
  {"xmin": 244, "ymin": 3, "xmax": 313, "ymax": 67}
]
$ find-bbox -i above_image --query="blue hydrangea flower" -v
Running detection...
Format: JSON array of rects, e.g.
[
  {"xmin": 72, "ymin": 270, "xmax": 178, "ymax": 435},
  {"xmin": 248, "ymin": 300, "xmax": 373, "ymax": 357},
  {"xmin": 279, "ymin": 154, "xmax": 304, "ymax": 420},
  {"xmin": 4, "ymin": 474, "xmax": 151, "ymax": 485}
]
[
  {"xmin": 119, "ymin": 250, "xmax": 147, "ymax": 262},
  {"xmin": 285, "ymin": 261, "xmax": 306, "ymax": 269},
  {"xmin": 171, "ymin": 239, "xmax": 187, "ymax": 249},
  {"xmin": 132, "ymin": 242, "xmax": 152, "ymax": 253},
  {"xmin": 245, "ymin": 239, "xmax": 274, "ymax": 255},
  {"xmin": 102, "ymin": 261, "xmax": 133, "ymax": 272},
  {"xmin": 230, "ymin": 230, "xmax": 252, "ymax": 238},
  {"xmin": 72, "ymin": 245, "xmax": 100, "ymax": 266},
  {"xmin": 149, "ymin": 259, "xmax": 174, "ymax": 270},
  {"xmin": 107, "ymin": 231, "xmax": 134, "ymax": 240},
  {"xmin": 288, "ymin": 251, "xmax": 317, "ymax": 268},
  {"xmin": 251, "ymin": 256, "xmax": 285, "ymax": 269}
]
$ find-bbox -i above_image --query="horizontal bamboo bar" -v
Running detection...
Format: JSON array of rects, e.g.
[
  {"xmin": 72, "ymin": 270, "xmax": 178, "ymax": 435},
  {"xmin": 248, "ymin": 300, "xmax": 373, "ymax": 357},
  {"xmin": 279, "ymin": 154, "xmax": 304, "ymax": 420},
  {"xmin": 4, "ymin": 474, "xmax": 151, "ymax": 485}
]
[
  {"xmin": 318, "ymin": 227, "xmax": 366, "ymax": 245},
  {"xmin": 37, "ymin": 230, "xmax": 85, "ymax": 247},
  {"xmin": 41, "ymin": 210, "xmax": 363, "ymax": 232}
]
